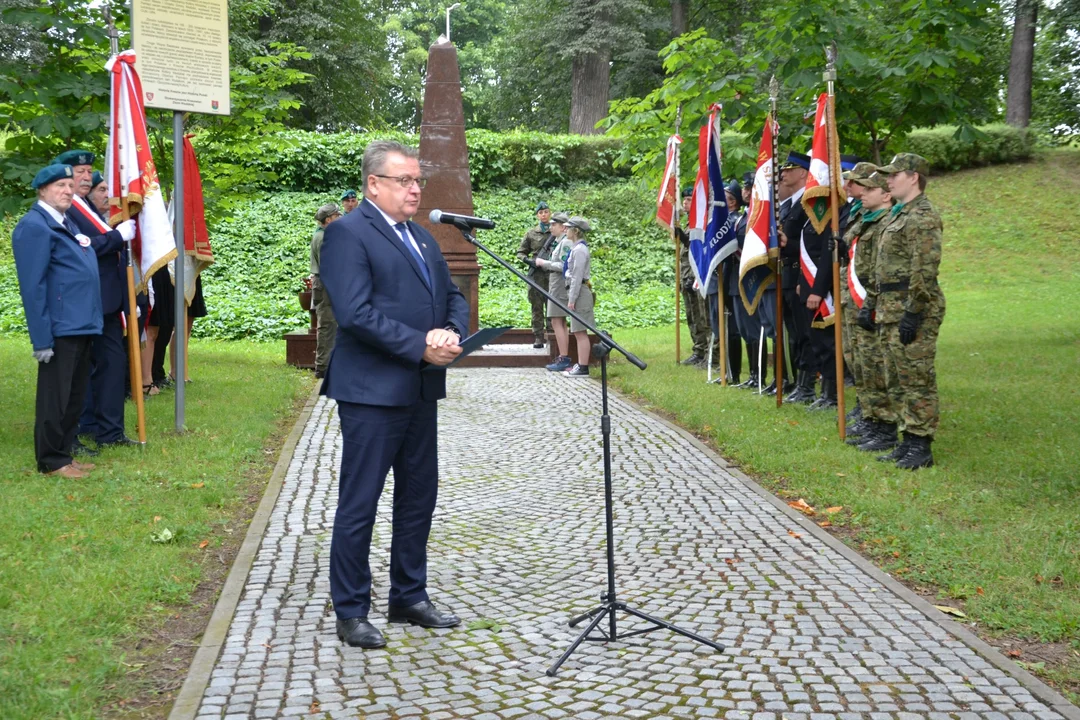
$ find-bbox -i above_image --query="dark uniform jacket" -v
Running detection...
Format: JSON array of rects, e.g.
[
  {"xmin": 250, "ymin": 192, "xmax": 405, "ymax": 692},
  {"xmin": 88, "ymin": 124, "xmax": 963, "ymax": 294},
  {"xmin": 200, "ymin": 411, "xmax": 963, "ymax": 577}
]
[
  {"xmin": 781, "ymin": 195, "xmax": 850, "ymax": 300},
  {"xmin": 12, "ymin": 202, "xmax": 103, "ymax": 350},
  {"xmin": 66, "ymin": 196, "xmax": 126, "ymax": 316}
]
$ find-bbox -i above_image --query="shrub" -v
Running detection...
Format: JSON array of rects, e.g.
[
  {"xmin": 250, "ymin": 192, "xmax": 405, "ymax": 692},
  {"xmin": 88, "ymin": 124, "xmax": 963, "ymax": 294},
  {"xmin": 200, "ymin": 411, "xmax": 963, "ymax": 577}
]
[{"xmin": 897, "ymin": 123, "xmax": 1035, "ymax": 173}]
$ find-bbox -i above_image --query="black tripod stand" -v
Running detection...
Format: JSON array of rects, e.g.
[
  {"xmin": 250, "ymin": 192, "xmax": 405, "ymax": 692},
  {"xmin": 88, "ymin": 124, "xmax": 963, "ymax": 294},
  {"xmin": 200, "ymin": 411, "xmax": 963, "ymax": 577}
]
[{"xmin": 452, "ymin": 221, "xmax": 726, "ymax": 676}]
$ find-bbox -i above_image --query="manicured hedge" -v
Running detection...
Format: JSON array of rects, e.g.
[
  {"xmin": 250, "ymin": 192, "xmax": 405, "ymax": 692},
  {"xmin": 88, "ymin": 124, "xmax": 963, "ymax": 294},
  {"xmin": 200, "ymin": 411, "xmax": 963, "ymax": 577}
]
[{"xmin": 898, "ymin": 123, "xmax": 1035, "ymax": 173}]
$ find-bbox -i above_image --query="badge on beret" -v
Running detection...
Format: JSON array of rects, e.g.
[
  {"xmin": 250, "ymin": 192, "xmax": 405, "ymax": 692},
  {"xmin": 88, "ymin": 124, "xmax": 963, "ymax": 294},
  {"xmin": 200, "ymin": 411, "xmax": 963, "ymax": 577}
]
[{"xmin": 76, "ymin": 234, "xmax": 91, "ymax": 248}]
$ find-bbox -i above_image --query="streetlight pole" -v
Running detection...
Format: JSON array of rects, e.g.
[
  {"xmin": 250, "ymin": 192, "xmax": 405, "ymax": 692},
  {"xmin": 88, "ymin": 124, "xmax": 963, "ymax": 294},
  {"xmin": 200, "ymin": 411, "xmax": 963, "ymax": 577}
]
[{"xmin": 445, "ymin": 3, "xmax": 461, "ymax": 43}]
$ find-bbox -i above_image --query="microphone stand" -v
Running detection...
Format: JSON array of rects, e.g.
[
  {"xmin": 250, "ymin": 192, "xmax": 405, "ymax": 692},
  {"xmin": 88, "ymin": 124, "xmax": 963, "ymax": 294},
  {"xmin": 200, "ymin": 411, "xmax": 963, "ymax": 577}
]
[{"xmin": 452, "ymin": 220, "xmax": 725, "ymax": 676}]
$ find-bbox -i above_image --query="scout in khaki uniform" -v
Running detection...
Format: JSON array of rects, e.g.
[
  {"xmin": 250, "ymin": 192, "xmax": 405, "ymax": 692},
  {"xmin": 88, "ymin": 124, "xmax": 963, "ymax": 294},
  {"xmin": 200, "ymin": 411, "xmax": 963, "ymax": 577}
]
[{"xmin": 858, "ymin": 154, "xmax": 945, "ymax": 469}]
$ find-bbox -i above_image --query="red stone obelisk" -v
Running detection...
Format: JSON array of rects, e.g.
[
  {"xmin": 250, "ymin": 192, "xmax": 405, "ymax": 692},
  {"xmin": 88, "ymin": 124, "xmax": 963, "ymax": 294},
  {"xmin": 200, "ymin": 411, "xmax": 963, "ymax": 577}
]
[{"xmin": 415, "ymin": 40, "xmax": 480, "ymax": 334}]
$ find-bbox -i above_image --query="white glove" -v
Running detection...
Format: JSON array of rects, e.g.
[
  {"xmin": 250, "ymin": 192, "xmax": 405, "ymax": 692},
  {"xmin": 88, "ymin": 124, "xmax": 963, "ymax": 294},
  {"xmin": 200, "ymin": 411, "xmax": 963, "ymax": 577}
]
[
  {"xmin": 33, "ymin": 348, "xmax": 54, "ymax": 363},
  {"xmin": 117, "ymin": 219, "xmax": 137, "ymax": 241}
]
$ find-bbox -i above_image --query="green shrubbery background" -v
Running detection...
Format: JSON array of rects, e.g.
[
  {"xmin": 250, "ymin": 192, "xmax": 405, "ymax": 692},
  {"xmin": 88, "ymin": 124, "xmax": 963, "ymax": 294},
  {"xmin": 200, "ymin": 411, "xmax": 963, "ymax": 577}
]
[{"xmin": 0, "ymin": 123, "xmax": 1036, "ymax": 342}]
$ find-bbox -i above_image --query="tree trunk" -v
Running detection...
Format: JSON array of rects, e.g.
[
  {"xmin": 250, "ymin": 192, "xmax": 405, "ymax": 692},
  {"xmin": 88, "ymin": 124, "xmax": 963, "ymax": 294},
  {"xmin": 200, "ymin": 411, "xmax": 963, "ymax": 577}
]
[
  {"xmin": 671, "ymin": 0, "xmax": 688, "ymax": 37},
  {"xmin": 569, "ymin": 50, "xmax": 611, "ymax": 135},
  {"xmin": 1006, "ymin": 0, "xmax": 1039, "ymax": 127}
]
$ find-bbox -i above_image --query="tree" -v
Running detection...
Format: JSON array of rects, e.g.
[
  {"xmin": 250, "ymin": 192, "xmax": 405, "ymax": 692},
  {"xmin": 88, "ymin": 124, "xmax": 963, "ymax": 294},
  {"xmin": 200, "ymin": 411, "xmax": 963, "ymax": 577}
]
[
  {"xmin": 1031, "ymin": 0, "xmax": 1080, "ymax": 140},
  {"xmin": 1006, "ymin": 0, "xmax": 1040, "ymax": 127}
]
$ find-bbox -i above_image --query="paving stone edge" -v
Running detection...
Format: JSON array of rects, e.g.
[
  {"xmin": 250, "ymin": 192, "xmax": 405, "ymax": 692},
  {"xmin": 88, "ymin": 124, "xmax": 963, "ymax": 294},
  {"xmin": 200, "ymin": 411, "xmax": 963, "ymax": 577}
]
[
  {"xmin": 619, "ymin": 384, "xmax": 1080, "ymax": 720},
  {"xmin": 166, "ymin": 380, "xmax": 323, "ymax": 720}
]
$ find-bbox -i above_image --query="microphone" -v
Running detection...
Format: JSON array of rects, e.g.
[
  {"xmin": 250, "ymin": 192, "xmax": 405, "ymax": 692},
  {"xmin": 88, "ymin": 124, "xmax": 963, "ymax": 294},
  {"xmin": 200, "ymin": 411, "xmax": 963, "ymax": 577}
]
[{"xmin": 428, "ymin": 209, "xmax": 496, "ymax": 230}]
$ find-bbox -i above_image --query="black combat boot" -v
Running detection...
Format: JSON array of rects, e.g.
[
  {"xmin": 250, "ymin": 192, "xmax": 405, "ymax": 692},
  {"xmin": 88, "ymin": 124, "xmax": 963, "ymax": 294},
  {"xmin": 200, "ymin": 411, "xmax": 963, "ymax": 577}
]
[
  {"xmin": 846, "ymin": 418, "xmax": 876, "ymax": 445},
  {"xmin": 895, "ymin": 433, "xmax": 934, "ymax": 470},
  {"xmin": 857, "ymin": 422, "xmax": 897, "ymax": 452},
  {"xmin": 876, "ymin": 432, "xmax": 913, "ymax": 462},
  {"xmin": 789, "ymin": 371, "xmax": 817, "ymax": 404},
  {"xmin": 809, "ymin": 378, "xmax": 837, "ymax": 410},
  {"xmin": 784, "ymin": 371, "xmax": 805, "ymax": 402}
]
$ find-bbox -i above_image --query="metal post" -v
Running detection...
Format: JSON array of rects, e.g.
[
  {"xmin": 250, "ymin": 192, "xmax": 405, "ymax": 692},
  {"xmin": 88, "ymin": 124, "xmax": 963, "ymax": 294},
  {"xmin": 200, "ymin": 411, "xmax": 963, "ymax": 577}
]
[
  {"xmin": 445, "ymin": 3, "xmax": 461, "ymax": 42},
  {"xmin": 173, "ymin": 111, "xmax": 185, "ymax": 432}
]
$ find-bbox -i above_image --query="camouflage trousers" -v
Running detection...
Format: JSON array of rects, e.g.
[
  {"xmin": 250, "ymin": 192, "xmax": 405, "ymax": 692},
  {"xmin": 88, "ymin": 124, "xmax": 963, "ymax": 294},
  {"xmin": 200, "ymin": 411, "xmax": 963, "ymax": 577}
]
[
  {"xmin": 682, "ymin": 287, "xmax": 709, "ymax": 356},
  {"xmin": 839, "ymin": 281, "xmax": 857, "ymax": 384},
  {"xmin": 881, "ymin": 314, "xmax": 942, "ymax": 437},
  {"xmin": 312, "ymin": 283, "xmax": 337, "ymax": 374},
  {"xmin": 853, "ymin": 321, "xmax": 894, "ymax": 424}
]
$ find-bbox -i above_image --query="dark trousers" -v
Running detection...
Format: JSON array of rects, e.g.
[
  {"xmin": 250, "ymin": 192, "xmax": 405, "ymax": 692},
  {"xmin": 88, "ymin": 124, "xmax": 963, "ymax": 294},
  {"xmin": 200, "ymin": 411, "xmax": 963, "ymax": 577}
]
[
  {"xmin": 331, "ymin": 399, "xmax": 440, "ymax": 619},
  {"xmin": 809, "ymin": 325, "xmax": 837, "ymax": 382},
  {"xmin": 79, "ymin": 314, "xmax": 127, "ymax": 443},
  {"xmin": 152, "ymin": 318, "xmax": 174, "ymax": 385},
  {"xmin": 783, "ymin": 287, "xmax": 812, "ymax": 371},
  {"xmin": 35, "ymin": 336, "xmax": 94, "ymax": 472}
]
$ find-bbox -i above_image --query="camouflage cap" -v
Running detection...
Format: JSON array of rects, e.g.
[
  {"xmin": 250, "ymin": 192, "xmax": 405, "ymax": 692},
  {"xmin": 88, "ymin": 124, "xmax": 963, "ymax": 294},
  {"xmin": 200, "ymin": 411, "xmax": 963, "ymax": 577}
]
[
  {"xmin": 551, "ymin": 211, "xmax": 570, "ymax": 224},
  {"xmin": 566, "ymin": 216, "xmax": 591, "ymax": 233},
  {"xmin": 315, "ymin": 203, "xmax": 340, "ymax": 222},
  {"xmin": 852, "ymin": 171, "xmax": 889, "ymax": 190},
  {"xmin": 843, "ymin": 161, "xmax": 877, "ymax": 182},
  {"xmin": 877, "ymin": 153, "xmax": 930, "ymax": 177}
]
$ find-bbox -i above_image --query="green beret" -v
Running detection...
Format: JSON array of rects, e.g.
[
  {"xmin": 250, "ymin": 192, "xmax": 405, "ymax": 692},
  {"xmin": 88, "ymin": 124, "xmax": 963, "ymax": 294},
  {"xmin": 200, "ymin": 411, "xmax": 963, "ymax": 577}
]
[
  {"xmin": 877, "ymin": 152, "xmax": 930, "ymax": 177},
  {"xmin": 535, "ymin": 202, "xmax": 549, "ymax": 212},
  {"xmin": 32, "ymin": 164, "xmax": 74, "ymax": 189},
  {"xmin": 90, "ymin": 170, "xmax": 105, "ymax": 190},
  {"xmin": 340, "ymin": 189, "xmax": 357, "ymax": 200},
  {"xmin": 52, "ymin": 149, "xmax": 95, "ymax": 167}
]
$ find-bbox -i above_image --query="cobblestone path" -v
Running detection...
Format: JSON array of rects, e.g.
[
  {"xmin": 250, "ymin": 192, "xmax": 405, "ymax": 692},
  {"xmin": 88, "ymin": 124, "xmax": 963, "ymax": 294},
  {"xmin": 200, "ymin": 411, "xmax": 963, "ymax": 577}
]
[{"xmin": 193, "ymin": 369, "xmax": 1069, "ymax": 720}]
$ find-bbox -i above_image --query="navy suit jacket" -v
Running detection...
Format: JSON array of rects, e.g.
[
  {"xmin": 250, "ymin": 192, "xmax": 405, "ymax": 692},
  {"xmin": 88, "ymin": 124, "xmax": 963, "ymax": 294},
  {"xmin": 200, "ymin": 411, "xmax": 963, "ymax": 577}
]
[
  {"xmin": 319, "ymin": 198, "xmax": 471, "ymax": 407},
  {"xmin": 11, "ymin": 203, "xmax": 103, "ymax": 350},
  {"xmin": 66, "ymin": 200, "xmax": 126, "ymax": 315}
]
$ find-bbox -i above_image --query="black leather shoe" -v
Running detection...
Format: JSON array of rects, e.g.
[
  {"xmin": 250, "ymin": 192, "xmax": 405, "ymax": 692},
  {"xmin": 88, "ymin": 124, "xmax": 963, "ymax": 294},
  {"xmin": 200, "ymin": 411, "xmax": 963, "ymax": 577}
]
[
  {"xmin": 387, "ymin": 600, "xmax": 461, "ymax": 628},
  {"xmin": 762, "ymin": 380, "xmax": 777, "ymax": 396},
  {"xmin": 336, "ymin": 617, "xmax": 386, "ymax": 648},
  {"xmin": 71, "ymin": 440, "xmax": 99, "ymax": 457},
  {"xmin": 100, "ymin": 436, "xmax": 139, "ymax": 448},
  {"xmin": 532, "ymin": 341, "xmax": 545, "ymax": 349}
]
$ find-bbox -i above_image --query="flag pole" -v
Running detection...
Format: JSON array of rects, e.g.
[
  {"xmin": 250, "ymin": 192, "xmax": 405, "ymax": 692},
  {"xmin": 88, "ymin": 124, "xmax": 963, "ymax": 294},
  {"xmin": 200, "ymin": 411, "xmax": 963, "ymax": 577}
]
[
  {"xmin": 824, "ymin": 44, "xmax": 846, "ymax": 440},
  {"xmin": 673, "ymin": 105, "xmax": 683, "ymax": 364},
  {"xmin": 173, "ymin": 111, "xmax": 186, "ymax": 433},
  {"xmin": 106, "ymin": 6, "xmax": 147, "ymax": 446},
  {"xmin": 769, "ymin": 76, "xmax": 784, "ymax": 408},
  {"xmin": 717, "ymin": 268, "xmax": 727, "ymax": 386}
]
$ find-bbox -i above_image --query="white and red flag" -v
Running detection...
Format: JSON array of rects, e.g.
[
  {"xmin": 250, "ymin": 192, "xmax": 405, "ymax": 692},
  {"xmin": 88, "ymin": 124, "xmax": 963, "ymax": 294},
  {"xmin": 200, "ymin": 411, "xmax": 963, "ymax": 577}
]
[
  {"xmin": 738, "ymin": 113, "xmax": 779, "ymax": 313},
  {"xmin": 655, "ymin": 133, "xmax": 682, "ymax": 229},
  {"xmin": 105, "ymin": 50, "xmax": 176, "ymax": 292}
]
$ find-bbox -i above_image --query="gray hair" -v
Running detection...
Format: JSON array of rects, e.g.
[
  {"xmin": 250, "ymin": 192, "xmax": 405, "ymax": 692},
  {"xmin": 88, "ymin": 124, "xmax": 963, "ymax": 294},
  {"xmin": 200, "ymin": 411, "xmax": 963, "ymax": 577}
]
[{"xmin": 361, "ymin": 140, "xmax": 420, "ymax": 197}]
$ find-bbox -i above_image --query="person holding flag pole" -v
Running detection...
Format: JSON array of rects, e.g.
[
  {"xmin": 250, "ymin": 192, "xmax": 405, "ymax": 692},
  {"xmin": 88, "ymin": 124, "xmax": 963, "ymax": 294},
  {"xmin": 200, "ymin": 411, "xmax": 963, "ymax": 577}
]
[
  {"xmin": 822, "ymin": 44, "xmax": 848, "ymax": 438},
  {"xmin": 768, "ymin": 76, "xmax": 785, "ymax": 407},
  {"xmin": 688, "ymin": 103, "xmax": 738, "ymax": 386},
  {"xmin": 104, "ymin": 28, "xmax": 179, "ymax": 443}
]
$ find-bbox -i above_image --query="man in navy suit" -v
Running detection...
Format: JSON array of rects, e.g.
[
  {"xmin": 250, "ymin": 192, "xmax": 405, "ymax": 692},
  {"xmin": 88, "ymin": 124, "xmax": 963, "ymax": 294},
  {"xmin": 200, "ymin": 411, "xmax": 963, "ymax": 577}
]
[
  {"xmin": 53, "ymin": 150, "xmax": 138, "ymax": 450},
  {"xmin": 11, "ymin": 164, "xmax": 104, "ymax": 478},
  {"xmin": 319, "ymin": 140, "xmax": 471, "ymax": 649}
]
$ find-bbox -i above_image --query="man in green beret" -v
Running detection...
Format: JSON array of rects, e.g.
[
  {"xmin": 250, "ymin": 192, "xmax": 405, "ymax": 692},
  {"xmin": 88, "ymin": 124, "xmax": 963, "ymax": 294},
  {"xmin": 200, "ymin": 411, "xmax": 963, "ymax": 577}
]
[
  {"xmin": 858, "ymin": 154, "xmax": 944, "ymax": 469},
  {"xmin": 311, "ymin": 202, "xmax": 343, "ymax": 378},
  {"xmin": 341, "ymin": 189, "xmax": 359, "ymax": 214},
  {"xmin": 517, "ymin": 201, "xmax": 552, "ymax": 348}
]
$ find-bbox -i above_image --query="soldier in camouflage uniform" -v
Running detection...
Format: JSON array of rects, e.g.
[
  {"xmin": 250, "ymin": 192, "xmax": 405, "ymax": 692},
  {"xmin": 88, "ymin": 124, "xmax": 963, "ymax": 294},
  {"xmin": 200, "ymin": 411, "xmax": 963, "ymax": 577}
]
[
  {"xmin": 675, "ymin": 188, "xmax": 709, "ymax": 366},
  {"xmin": 844, "ymin": 171, "xmax": 899, "ymax": 449},
  {"xmin": 838, "ymin": 162, "xmax": 876, "ymax": 430},
  {"xmin": 517, "ymin": 202, "xmax": 552, "ymax": 348},
  {"xmin": 857, "ymin": 154, "xmax": 944, "ymax": 469}
]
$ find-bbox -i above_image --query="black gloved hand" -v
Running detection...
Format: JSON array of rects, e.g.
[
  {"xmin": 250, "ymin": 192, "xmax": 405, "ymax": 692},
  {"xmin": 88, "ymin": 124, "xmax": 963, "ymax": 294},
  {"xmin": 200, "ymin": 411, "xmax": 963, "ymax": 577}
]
[
  {"xmin": 899, "ymin": 311, "xmax": 921, "ymax": 345},
  {"xmin": 856, "ymin": 306, "xmax": 876, "ymax": 332}
]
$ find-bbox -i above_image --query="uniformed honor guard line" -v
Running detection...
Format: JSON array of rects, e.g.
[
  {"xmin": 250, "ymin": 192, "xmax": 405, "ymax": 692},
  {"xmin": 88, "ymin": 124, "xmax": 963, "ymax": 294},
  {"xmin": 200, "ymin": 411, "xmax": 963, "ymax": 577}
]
[{"xmin": 445, "ymin": 216, "xmax": 726, "ymax": 676}]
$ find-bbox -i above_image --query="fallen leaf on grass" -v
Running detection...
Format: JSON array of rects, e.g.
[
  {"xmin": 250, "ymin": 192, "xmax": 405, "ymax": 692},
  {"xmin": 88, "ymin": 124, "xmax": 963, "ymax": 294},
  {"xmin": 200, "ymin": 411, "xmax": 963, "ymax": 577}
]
[
  {"xmin": 836, "ymin": 473, "xmax": 846, "ymax": 477},
  {"xmin": 66, "ymin": 656, "xmax": 78, "ymax": 663},
  {"xmin": 309, "ymin": 701, "xmax": 321, "ymax": 713},
  {"xmin": 1035, "ymin": 574, "xmax": 1044, "ymax": 584},
  {"xmin": 817, "ymin": 520, "xmax": 832, "ymax": 528},
  {"xmin": 467, "ymin": 618, "xmax": 502, "ymax": 632},
  {"xmin": 788, "ymin": 530, "xmax": 803, "ymax": 539},
  {"xmin": 933, "ymin": 605, "xmax": 967, "ymax": 619},
  {"xmin": 976, "ymin": 587, "xmax": 984, "ymax": 596},
  {"xmin": 787, "ymin": 499, "xmax": 815, "ymax": 516},
  {"xmin": 786, "ymin": 420, "xmax": 800, "ymax": 427},
  {"xmin": 1006, "ymin": 649, "xmax": 1022, "ymax": 658},
  {"xmin": 825, "ymin": 506, "xmax": 843, "ymax": 514},
  {"xmin": 66, "ymin": 494, "xmax": 75, "ymax": 501},
  {"xmin": 190, "ymin": 482, "xmax": 204, "ymax": 489},
  {"xmin": 153, "ymin": 515, "xmax": 161, "ymax": 523},
  {"xmin": 198, "ymin": 540, "xmax": 210, "ymax": 549},
  {"xmin": 892, "ymin": 551, "xmax": 900, "ymax": 558},
  {"xmin": 1016, "ymin": 660, "xmax": 1045, "ymax": 672}
]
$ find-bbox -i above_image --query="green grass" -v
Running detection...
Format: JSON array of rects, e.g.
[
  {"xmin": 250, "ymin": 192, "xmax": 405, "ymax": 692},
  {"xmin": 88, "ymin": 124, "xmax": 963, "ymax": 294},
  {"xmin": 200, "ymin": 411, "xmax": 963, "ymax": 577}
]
[
  {"xmin": 0, "ymin": 339, "xmax": 314, "ymax": 719},
  {"xmin": 608, "ymin": 150, "xmax": 1080, "ymax": 698}
]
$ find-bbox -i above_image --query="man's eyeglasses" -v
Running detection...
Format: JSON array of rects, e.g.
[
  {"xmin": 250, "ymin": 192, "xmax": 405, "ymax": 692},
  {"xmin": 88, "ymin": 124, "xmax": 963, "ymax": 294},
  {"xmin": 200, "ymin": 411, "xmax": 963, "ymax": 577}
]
[{"xmin": 375, "ymin": 175, "xmax": 428, "ymax": 189}]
